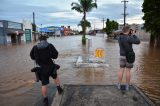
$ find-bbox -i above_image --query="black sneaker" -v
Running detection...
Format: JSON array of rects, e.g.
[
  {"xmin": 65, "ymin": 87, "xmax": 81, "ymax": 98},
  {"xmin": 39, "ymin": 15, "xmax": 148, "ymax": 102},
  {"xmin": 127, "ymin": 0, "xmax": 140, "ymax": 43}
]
[
  {"xmin": 121, "ymin": 85, "xmax": 126, "ymax": 91},
  {"xmin": 57, "ymin": 87, "xmax": 63, "ymax": 94},
  {"xmin": 43, "ymin": 97, "xmax": 49, "ymax": 106}
]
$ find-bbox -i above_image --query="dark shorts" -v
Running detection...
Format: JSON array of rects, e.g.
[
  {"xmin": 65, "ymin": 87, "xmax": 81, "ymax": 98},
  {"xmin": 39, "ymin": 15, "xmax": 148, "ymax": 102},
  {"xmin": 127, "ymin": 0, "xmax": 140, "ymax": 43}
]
[
  {"xmin": 38, "ymin": 64, "xmax": 58, "ymax": 86},
  {"xmin": 120, "ymin": 56, "xmax": 133, "ymax": 68}
]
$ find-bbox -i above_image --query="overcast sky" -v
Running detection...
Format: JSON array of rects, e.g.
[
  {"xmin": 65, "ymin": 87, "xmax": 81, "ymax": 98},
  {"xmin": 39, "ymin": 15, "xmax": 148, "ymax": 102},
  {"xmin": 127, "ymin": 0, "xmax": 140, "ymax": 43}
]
[{"xmin": 0, "ymin": 0, "xmax": 144, "ymax": 29}]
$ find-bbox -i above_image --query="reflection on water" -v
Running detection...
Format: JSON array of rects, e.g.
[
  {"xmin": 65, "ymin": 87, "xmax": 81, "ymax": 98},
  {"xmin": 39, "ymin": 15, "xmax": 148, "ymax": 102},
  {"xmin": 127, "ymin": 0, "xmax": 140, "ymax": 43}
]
[
  {"xmin": 0, "ymin": 36, "xmax": 160, "ymax": 105},
  {"xmin": 77, "ymin": 68, "xmax": 105, "ymax": 84},
  {"xmin": 132, "ymin": 44, "xmax": 160, "ymax": 105}
]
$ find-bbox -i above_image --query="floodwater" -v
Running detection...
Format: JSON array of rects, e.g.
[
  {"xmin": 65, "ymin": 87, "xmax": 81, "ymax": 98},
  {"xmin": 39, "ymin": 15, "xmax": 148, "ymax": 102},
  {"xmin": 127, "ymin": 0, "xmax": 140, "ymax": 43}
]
[{"xmin": 0, "ymin": 36, "xmax": 160, "ymax": 105}]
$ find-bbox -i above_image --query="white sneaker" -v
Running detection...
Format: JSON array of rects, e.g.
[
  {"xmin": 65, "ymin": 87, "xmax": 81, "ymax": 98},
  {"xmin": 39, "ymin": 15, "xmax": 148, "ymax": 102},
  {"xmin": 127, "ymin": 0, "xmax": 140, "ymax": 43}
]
[
  {"xmin": 125, "ymin": 84, "xmax": 129, "ymax": 91},
  {"xmin": 117, "ymin": 84, "xmax": 121, "ymax": 89}
]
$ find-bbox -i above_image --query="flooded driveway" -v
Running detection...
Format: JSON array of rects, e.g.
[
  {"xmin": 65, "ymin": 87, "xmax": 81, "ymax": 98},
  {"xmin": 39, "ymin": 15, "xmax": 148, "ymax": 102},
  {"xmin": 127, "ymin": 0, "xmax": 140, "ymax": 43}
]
[{"xmin": 0, "ymin": 36, "xmax": 160, "ymax": 105}]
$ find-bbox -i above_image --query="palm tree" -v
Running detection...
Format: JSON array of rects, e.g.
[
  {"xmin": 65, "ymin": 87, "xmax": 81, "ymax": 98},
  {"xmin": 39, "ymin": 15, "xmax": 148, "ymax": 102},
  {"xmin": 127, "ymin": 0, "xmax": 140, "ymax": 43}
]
[
  {"xmin": 78, "ymin": 20, "xmax": 91, "ymax": 33},
  {"xmin": 71, "ymin": 0, "xmax": 97, "ymax": 44}
]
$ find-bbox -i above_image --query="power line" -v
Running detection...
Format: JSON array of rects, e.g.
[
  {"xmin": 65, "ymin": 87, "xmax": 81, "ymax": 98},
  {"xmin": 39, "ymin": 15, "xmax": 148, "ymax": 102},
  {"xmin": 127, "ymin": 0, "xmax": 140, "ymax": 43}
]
[{"xmin": 121, "ymin": 0, "xmax": 128, "ymax": 26}]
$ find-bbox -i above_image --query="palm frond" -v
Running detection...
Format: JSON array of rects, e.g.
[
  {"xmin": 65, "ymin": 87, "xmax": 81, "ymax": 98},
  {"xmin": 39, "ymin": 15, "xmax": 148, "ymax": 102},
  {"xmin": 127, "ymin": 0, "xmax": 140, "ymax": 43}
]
[
  {"xmin": 79, "ymin": 0, "xmax": 97, "ymax": 12},
  {"xmin": 71, "ymin": 7, "xmax": 83, "ymax": 13},
  {"xmin": 71, "ymin": 2, "xmax": 83, "ymax": 13},
  {"xmin": 87, "ymin": 3, "xmax": 97, "ymax": 12},
  {"xmin": 71, "ymin": 2, "xmax": 80, "ymax": 7}
]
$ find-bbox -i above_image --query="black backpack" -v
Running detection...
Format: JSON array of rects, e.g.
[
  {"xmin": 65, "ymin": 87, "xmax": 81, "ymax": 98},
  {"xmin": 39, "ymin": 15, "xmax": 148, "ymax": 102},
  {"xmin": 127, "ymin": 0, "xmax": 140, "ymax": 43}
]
[
  {"xmin": 34, "ymin": 44, "xmax": 55, "ymax": 64},
  {"xmin": 125, "ymin": 51, "xmax": 135, "ymax": 63}
]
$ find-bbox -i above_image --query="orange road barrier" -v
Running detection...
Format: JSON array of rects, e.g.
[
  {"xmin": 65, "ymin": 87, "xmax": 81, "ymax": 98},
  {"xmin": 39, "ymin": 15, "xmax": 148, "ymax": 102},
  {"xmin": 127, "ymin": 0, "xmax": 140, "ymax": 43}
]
[{"xmin": 95, "ymin": 48, "xmax": 105, "ymax": 58}]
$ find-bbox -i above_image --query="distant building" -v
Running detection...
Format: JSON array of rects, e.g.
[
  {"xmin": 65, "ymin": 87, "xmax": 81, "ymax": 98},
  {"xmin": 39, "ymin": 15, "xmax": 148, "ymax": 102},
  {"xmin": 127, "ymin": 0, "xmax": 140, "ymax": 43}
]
[
  {"xmin": 0, "ymin": 20, "xmax": 24, "ymax": 45},
  {"xmin": 40, "ymin": 26, "xmax": 74, "ymax": 36},
  {"xmin": 118, "ymin": 24, "xmax": 150, "ymax": 41},
  {"xmin": 23, "ymin": 20, "xmax": 33, "ymax": 42},
  {"xmin": 118, "ymin": 24, "xmax": 124, "ymax": 31},
  {"xmin": 88, "ymin": 28, "xmax": 104, "ymax": 36},
  {"xmin": 130, "ymin": 24, "xmax": 150, "ymax": 41},
  {"xmin": 64, "ymin": 26, "xmax": 72, "ymax": 36},
  {"xmin": 40, "ymin": 26, "xmax": 61, "ymax": 36},
  {"xmin": 118, "ymin": 24, "xmax": 129, "ymax": 31}
]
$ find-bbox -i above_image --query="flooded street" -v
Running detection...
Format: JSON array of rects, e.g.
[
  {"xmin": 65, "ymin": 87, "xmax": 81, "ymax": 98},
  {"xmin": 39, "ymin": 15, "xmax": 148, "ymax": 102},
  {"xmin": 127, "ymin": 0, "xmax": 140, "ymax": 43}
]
[{"xmin": 0, "ymin": 36, "xmax": 160, "ymax": 105}]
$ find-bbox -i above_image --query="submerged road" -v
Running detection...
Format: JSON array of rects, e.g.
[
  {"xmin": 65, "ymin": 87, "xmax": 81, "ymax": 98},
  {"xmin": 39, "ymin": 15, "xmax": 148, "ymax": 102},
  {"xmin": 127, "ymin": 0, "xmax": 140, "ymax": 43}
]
[{"xmin": 0, "ymin": 36, "xmax": 160, "ymax": 105}]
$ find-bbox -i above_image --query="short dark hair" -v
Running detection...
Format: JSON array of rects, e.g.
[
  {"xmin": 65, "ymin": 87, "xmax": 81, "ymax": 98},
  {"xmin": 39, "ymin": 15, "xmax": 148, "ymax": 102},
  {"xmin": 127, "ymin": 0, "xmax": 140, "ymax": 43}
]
[
  {"xmin": 122, "ymin": 26, "xmax": 130, "ymax": 33},
  {"xmin": 39, "ymin": 35, "xmax": 48, "ymax": 41}
]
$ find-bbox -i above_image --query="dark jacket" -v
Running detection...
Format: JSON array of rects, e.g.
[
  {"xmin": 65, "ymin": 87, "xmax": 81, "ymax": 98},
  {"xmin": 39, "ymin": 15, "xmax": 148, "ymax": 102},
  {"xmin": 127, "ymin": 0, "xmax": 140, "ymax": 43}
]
[
  {"xmin": 30, "ymin": 41, "xmax": 58, "ymax": 65},
  {"xmin": 118, "ymin": 34, "xmax": 140, "ymax": 56}
]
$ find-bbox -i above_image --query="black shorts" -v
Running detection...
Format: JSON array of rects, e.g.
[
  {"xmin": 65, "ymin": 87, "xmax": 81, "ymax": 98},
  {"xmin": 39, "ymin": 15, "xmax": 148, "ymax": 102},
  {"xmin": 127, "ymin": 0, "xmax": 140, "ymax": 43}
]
[{"xmin": 38, "ymin": 64, "xmax": 58, "ymax": 86}]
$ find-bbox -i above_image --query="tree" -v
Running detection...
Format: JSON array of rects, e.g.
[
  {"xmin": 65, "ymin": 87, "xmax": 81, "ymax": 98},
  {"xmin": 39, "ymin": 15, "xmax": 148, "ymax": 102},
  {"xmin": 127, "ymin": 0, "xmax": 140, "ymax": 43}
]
[
  {"xmin": 71, "ymin": 0, "xmax": 97, "ymax": 44},
  {"xmin": 78, "ymin": 20, "xmax": 91, "ymax": 43},
  {"xmin": 78, "ymin": 20, "xmax": 91, "ymax": 34},
  {"xmin": 104, "ymin": 19, "xmax": 119, "ymax": 37},
  {"xmin": 142, "ymin": 0, "xmax": 160, "ymax": 47}
]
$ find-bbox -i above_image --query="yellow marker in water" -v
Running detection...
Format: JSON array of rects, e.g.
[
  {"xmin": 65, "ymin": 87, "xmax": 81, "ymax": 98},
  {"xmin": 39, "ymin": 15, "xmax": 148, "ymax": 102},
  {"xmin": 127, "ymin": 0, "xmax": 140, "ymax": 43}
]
[{"xmin": 95, "ymin": 48, "xmax": 106, "ymax": 58}]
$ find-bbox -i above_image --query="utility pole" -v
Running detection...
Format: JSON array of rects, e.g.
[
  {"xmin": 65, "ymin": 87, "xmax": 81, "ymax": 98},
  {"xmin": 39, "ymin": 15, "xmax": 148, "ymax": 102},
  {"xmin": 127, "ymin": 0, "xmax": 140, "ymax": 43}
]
[
  {"xmin": 41, "ymin": 24, "xmax": 42, "ymax": 35},
  {"xmin": 121, "ymin": 0, "xmax": 128, "ymax": 26},
  {"xmin": 102, "ymin": 18, "xmax": 105, "ymax": 30},
  {"xmin": 33, "ymin": 12, "xmax": 36, "ymax": 41},
  {"xmin": 33, "ymin": 12, "xmax": 35, "ymax": 25},
  {"xmin": 94, "ymin": 24, "xmax": 96, "ymax": 35},
  {"xmin": 102, "ymin": 18, "xmax": 105, "ymax": 35}
]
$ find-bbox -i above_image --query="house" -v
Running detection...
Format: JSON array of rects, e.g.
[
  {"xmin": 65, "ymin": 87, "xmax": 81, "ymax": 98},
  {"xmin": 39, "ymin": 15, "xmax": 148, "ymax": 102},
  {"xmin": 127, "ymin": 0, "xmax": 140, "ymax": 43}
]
[
  {"xmin": 117, "ymin": 24, "xmax": 150, "ymax": 41},
  {"xmin": 0, "ymin": 20, "xmax": 24, "ymax": 45}
]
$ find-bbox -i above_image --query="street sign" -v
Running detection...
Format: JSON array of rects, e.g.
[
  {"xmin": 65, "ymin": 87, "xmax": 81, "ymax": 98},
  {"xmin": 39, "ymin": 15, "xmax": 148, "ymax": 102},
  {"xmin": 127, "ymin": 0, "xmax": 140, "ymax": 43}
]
[{"xmin": 95, "ymin": 48, "xmax": 105, "ymax": 58}]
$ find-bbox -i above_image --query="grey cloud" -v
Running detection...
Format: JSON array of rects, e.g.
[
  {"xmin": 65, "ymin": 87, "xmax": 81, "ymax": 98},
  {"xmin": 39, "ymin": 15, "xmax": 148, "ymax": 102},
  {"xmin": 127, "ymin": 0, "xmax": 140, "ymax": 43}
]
[
  {"xmin": 0, "ymin": 0, "xmax": 62, "ymax": 24},
  {"xmin": 34, "ymin": 12, "xmax": 81, "ymax": 27},
  {"xmin": 88, "ymin": 3, "xmax": 143, "ymax": 21},
  {"xmin": 0, "ymin": 0, "xmax": 143, "ymax": 27},
  {"xmin": 0, "ymin": 3, "xmax": 59, "ymax": 14}
]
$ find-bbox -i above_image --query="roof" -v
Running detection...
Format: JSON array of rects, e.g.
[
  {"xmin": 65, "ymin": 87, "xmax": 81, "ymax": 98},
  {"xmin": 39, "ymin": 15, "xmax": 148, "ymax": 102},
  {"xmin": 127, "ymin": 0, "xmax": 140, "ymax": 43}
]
[
  {"xmin": 113, "ymin": 30, "xmax": 122, "ymax": 34},
  {"xmin": 40, "ymin": 26, "xmax": 61, "ymax": 33},
  {"xmin": 6, "ymin": 29, "xmax": 24, "ymax": 34},
  {"xmin": 40, "ymin": 27, "xmax": 54, "ymax": 33}
]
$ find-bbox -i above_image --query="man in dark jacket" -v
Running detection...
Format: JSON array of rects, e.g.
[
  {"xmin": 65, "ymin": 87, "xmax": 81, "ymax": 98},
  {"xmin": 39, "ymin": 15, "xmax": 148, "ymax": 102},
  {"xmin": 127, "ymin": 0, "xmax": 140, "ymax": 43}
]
[
  {"xmin": 30, "ymin": 35, "xmax": 63, "ymax": 106},
  {"xmin": 117, "ymin": 26, "xmax": 140, "ymax": 90}
]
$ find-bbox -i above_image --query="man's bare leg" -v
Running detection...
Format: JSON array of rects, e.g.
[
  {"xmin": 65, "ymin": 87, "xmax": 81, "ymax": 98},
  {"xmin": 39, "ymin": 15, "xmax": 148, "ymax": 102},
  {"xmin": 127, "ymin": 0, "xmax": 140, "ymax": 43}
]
[
  {"xmin": 117, "ymin": 68, "xmax": 125, "ymax": 89},
  {"xmin": 42, "ymin": 85, "xmax": 48, "ymax": 97},
  {"xmin": 54, "ymin": 77, "xmax": 60, "ymax": 86},
  {"xmin": 42, "ymin": 85, "xmax": 49, "ymax": 106},
  {"xmin": 54, "ymin": 77, "xmax": 63, "ymax": 94},
  {"xmin": 126, "ymin": 68, "xmax": 131, "ymax": 85},
  {"xmin": 125, "ymin": 68, "xmax": 131, "ymax": 90},
  {"xmin": 118, "ymin": 67, "xmax": 125, "ymax": 84}
]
